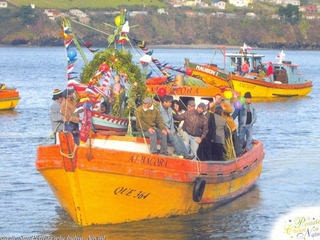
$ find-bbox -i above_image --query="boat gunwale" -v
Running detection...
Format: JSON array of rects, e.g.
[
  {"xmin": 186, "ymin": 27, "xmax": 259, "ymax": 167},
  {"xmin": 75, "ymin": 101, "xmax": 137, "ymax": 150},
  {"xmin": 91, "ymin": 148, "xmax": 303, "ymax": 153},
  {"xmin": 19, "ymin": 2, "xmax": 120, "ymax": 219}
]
[
  {"xmin": 36, "ymin": 140, "xmax": 264, "ymax": 184},
  {"xmin": 231, "ymin": 76, "xmax": 313, "ymax": 89}
]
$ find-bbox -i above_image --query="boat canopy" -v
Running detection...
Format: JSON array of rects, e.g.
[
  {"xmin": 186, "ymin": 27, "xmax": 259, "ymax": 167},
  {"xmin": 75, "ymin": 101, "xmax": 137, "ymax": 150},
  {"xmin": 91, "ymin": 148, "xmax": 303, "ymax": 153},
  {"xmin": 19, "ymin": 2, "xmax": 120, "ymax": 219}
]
[{"xmin": 225, "ymin": 52, "xmax": 265, "ymax": 73}]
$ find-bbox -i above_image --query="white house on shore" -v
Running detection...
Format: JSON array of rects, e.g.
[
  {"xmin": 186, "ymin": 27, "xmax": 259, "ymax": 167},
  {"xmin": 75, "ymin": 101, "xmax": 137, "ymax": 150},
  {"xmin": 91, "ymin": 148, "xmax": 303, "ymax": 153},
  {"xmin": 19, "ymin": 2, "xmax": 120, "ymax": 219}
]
[
  {"xmin": 0, "ymin": 1, "xmax": 7, "ymax": 8},
  {"xmin": 229, "ymin": 0, "xmax": 249, "ymax": 7},
  {"xmin": 69, "ymin": 9, "xmax": 87, "ymax": 18}
]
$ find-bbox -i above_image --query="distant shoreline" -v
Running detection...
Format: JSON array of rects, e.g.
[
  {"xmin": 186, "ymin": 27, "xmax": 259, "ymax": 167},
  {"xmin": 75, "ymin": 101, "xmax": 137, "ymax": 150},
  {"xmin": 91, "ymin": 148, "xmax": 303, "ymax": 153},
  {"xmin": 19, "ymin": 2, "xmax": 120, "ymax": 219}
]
[{"xmin": 149, "ymin": 44, "xmax": 242, "ymax": 49}]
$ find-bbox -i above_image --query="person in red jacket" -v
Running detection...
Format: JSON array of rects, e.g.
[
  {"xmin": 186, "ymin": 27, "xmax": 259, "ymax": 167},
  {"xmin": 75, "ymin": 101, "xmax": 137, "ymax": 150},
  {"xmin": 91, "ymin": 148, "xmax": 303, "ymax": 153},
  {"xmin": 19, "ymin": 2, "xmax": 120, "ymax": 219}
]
[
  {"xmin": 241, "ymin": 60, "xmax": 250, "ymax": 76},
  {"xmin": 267, "ymin": 62, "xmax": 274, "ymax": 82}
]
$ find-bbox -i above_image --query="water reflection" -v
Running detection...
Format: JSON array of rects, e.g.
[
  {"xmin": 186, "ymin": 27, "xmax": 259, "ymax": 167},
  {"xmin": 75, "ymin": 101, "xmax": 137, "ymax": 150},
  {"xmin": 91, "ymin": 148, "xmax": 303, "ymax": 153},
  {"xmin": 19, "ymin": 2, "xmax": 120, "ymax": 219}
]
[{"xmin": 44, "ymin": 186, "xmax": 261, "ymax": 239}]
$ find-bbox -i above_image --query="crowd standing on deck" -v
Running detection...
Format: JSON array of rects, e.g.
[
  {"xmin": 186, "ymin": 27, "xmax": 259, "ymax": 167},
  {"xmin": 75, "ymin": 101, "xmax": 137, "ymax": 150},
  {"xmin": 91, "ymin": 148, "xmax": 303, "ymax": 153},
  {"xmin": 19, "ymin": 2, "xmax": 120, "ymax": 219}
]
[{"xmin": 52, "ymin": 83, "xmax": 257, "ymax": 161}]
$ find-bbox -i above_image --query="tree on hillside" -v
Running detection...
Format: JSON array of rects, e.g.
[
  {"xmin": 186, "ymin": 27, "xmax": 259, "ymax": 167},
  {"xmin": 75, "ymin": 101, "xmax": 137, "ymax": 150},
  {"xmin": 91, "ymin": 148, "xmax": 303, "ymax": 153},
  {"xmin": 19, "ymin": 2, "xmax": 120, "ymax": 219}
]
[
  {"xmin": 17, "ymin": 5, "xmax": 38, "ymax": 24},
  {"xmin": 278, "ymin": 4, "xmax": 300, "ymax": 24}
]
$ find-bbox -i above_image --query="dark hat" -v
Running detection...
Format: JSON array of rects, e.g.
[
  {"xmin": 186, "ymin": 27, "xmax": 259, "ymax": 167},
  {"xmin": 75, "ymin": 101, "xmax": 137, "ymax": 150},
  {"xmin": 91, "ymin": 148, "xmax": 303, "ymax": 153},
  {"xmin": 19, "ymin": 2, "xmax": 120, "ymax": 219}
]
[
  {"xmin": 215, "ymin": 106, "xmax": 223, "ymax": 115},
  {"xmin": 197, "ymin": 102, "xmax": 206, "ymax": 110},
  {"xmin": 62, "ymin": 88, "xmax": 74, "ymax": 98},
  {"xmin": 143, "ymin": 97, "xmax": 153, "ymax": 104},
  {"xmin": 153, "ymin": 95, "xmax": 161, "ymax": 102},
  {"xmin": 162, "ymin": 95, "xmax": 173, "ymax": 102},
  {"xmin": 187, "ymin": 100, "xmax": 195, "ymax": 106},
  {"xmin": 52, "ymin": 89, "xmax": 62, "ymax": 100},
  {"xmin": 244, "ymin": 92, "xmax": 252, "ymax": 98}
]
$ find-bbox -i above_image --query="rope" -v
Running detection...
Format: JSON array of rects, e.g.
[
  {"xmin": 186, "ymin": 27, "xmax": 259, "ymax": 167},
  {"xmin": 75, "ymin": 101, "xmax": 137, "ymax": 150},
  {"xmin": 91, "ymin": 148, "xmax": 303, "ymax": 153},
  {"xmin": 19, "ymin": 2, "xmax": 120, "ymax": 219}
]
[
  {"xmin": 60, "ymin": 144, "xmax": 78, "ymax": 158},
  {"xmin": 70, "ymin": 18, "xmax": 112, "ymax": 36},
  {"xmin": 40, "ymin": 122, "xmax": 62, "ymax": 144}
]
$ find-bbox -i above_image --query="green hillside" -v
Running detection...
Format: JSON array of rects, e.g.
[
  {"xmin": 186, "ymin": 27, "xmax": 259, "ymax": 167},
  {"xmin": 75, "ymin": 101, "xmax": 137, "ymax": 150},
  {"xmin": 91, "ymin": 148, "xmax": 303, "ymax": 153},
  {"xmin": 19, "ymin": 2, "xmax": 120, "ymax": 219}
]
[{"xmin": 7, "ymin": 0, "xmax": 166, "ymax": 9}]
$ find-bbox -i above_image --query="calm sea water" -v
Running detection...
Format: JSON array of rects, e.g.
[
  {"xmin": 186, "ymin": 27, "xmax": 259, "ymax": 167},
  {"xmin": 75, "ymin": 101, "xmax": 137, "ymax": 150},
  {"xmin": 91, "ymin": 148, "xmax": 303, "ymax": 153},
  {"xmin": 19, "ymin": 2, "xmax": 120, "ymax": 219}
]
[{"xmin": 0, "ymin": 47, "xmax": 319, "ymax": 239}]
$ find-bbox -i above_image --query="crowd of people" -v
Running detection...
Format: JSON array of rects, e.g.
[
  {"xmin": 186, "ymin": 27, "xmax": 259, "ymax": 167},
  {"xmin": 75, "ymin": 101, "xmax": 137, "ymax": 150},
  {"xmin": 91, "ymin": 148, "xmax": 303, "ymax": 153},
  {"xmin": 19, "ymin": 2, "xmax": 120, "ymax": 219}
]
[
  {"xmin": 236, "ymin": 59, "xmax": 274, "ymax": 82},
  {"xmin": 134, "ymin": 92, "xmax": 257, "ymax": 161},
  {"xmin": 50, "ymin": 85, "xmax": 257, "ymax": 161}
]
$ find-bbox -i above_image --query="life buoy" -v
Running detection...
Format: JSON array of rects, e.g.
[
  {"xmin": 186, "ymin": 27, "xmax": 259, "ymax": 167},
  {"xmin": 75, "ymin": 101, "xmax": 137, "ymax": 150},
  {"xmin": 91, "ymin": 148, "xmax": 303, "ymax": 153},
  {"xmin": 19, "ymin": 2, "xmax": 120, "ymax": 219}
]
[{"xmin": 192, "ymin": 177, "xmax": 206, "ymax": 202}]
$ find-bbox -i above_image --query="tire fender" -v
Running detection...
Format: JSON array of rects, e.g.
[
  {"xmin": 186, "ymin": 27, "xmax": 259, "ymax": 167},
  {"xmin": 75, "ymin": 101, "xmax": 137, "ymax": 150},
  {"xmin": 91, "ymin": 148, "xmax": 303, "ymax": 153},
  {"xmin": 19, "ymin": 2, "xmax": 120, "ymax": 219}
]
[{"xmin": 193, "ymin": 177, "xmax": 206, "ymax": 202}]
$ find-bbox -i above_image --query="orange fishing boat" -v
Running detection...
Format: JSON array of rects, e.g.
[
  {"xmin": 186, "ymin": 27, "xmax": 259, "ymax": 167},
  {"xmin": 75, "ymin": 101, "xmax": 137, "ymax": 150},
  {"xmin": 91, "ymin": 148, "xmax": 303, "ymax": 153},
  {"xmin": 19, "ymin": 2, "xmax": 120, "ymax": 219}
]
[
  {"xmin": 0, "ymin": 85, "xmax": 20, "ymax": 110},
  {"xmin": 36, "ymin": 14, "xmax": 265, "ymax": 226},
  {"xmin": 36, "ymin": 131, "xmax": 264, "ymax": 226}
]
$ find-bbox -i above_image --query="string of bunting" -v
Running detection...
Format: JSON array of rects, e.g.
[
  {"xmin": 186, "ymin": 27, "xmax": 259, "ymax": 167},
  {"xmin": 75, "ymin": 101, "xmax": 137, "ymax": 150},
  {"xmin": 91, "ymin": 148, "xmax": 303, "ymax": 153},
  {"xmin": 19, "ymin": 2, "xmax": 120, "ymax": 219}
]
[{"xmin": 133, "ymin": 39, "xmax": 187, "ymax": 82}]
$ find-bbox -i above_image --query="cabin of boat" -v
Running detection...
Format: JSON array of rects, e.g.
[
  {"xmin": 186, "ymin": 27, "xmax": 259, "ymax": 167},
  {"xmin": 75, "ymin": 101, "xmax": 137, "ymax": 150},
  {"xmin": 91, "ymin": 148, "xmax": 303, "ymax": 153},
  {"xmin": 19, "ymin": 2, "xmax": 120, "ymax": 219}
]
[{"xmin": 226, "ymin": 51, "xmax": 264, "ymax": 74}]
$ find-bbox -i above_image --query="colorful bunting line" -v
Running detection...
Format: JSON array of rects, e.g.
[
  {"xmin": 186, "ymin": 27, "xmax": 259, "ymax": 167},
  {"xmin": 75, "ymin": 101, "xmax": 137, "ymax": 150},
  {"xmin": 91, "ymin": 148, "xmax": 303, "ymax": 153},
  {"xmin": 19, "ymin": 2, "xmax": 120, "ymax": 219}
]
[{"xmin": 132, "ymin": 39, "xmax": 188, "ymax": 81}]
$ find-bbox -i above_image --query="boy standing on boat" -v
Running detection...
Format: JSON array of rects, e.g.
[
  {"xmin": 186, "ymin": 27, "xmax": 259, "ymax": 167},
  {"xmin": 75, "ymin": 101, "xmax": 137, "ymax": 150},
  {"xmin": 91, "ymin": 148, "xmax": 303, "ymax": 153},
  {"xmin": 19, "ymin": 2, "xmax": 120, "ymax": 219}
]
[
  {"xmin": 135, "ymin": 97, "xmax": 169, "ymax": 155},
  {"xmin": 60, "ymin": 88, "xmax": 81, "ymax": 145},
  {"xmin": 50, "ymin": 89, "xmax": 64, "ymax": 143},
  {"xmin": 232, "ymin": 92, "xmax": 257, "ymax": 153},
  {"xmin": 159, "ymin": 95, "xmax": 194, "ymax": 159}
]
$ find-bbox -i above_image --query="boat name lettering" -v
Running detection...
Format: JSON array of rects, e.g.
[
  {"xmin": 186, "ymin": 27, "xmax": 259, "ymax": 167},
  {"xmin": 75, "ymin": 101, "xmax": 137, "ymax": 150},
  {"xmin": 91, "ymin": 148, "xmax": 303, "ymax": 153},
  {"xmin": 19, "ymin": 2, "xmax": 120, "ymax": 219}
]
[
  {"xmin": 114, "ymin": 187, "xmax": 151, "ymax": 199},
  {"xmin": 130, "ymin": 155, "xmax": 168, "ymax": 167},
  {"xmin": 149, "ymin": 86, "xmax": 199, "ymax": 95},
  {"xmin": 238, "ymin": 82, "xmax": 256, "ymax": 89},
  {"xmin": 196, "ymin": 65, "xmax": 218, "ymax": 76}
]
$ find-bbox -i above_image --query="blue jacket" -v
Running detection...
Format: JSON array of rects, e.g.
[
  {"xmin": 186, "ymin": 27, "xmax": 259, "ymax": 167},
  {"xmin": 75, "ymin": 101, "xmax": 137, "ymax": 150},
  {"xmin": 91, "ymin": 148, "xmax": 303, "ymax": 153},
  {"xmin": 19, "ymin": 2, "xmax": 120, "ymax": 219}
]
[
  {"xmin": 232, "ymin": 103, "xmax": 257, "ymax": 126},
  {"xmin": 159, "ymin": 106, "xmax": 176, "ymax": 133}
]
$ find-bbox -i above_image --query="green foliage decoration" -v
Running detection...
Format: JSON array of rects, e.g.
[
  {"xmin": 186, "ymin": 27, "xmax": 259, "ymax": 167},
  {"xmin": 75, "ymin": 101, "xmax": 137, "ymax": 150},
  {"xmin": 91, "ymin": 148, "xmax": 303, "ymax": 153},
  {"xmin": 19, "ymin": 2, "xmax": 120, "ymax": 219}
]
[
  {"xmin": 80, "ymin": 48, "xmax": 149, "ymax": 114},
  {"xmin": 223, "ymin": 126, "xmax": 236, "ymax": 161}
]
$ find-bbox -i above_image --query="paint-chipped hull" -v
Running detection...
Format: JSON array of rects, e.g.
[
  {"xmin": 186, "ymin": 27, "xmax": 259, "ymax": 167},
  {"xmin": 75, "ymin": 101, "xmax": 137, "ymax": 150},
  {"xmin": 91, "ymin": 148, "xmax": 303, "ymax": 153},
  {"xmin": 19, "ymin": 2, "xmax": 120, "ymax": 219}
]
[{"xmin": 36, "ymin": 133, "xmax": 264, "ymax": 226}]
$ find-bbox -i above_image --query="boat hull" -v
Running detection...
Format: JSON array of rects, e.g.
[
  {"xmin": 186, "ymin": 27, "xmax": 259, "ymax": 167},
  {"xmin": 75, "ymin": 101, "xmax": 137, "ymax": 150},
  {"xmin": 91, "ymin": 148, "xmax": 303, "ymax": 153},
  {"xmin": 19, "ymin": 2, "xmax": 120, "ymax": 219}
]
[
  {"xmin": 36, "ymin": 133, "xmax": 264, "ymax": 226},
  {"xmin": 185, "ymin": 63, "xmax": 230, "ymax": 87},
  {"xmin": 231, "ymin": 76, "xmax": 313, "ymax": 98},
  {"xmin": 0, "ymin": 89, "xmax": 20, "ymax": 110},
  {"xmin": 91, "ymin": 111, "xmax": 128, "ymax": 132}
]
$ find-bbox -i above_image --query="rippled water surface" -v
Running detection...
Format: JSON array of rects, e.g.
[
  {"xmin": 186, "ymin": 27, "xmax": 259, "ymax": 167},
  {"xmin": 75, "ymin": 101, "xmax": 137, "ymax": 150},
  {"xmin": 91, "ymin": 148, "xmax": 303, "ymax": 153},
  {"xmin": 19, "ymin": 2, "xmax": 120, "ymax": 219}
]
[{"xmin": 0, "ymin": 47, "xmax": 319, "ymax": 239}]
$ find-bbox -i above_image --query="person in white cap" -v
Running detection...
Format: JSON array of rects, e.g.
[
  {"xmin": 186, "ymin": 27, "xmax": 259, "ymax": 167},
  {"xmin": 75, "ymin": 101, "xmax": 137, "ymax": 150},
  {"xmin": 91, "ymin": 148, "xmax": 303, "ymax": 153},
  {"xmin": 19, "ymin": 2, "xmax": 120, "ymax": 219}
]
[
  {"xmin": 135, "ymin": 97, "xmax": 169, "ymax": 155},
  {"xmin": 50, "ymin": 89, "xmax": 63, "ymax": 143}
]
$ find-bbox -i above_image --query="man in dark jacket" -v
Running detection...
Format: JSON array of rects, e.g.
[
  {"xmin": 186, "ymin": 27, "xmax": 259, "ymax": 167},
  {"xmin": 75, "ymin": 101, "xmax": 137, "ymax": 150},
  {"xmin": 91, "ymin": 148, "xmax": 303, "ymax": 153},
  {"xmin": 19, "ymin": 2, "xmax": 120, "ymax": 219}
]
[{"xmin": 174, "ymin": 102, "xmax": 208, "ymax": 160}]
